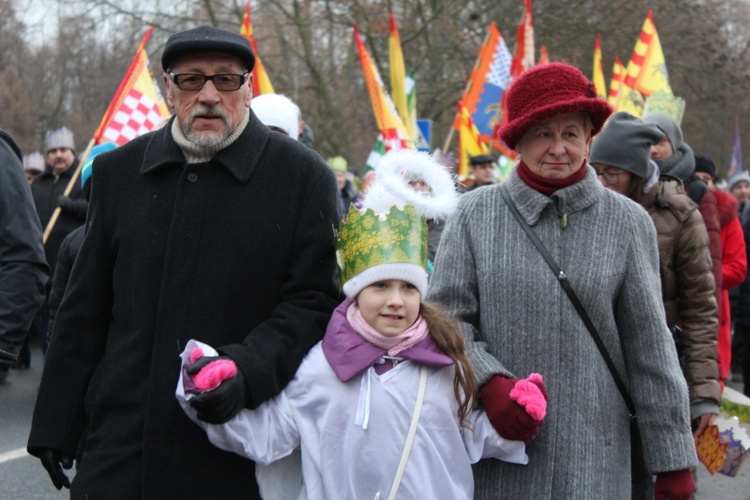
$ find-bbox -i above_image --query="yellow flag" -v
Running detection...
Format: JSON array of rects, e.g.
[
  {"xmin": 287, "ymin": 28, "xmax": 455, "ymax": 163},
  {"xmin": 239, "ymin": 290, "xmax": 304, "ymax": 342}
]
[
  {"xmin": 240, "ymin": 1, "xmax": 275, "ymax": 96},
  {"xmin": 389, "ymin": 14, "xmax": 416, "ymax": 140},
  {"xmin": 593, "ymin": 35, "xmax": 606, "ymax": 100}
]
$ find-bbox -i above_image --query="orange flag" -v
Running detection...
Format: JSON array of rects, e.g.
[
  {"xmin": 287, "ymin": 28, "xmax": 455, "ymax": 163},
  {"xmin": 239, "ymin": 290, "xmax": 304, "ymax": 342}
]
[
  {"xmin": 510, "ymin": 0, "xmax": 535, "ymax": 78},
  {"xmin": 92, "ymin": 27, "xmax": 171, "ymax": 146},
  {"xmin": 457, "ymin": 101, "xmax": 490, "ymax": 180},
  {"xmin": 240, "ymin": 1, "xmax": 275, "ymax": 96},
  {"xmin": 593, "ymin": 35, "xmax": 607, "ymax": 99},
  {"xmin": 353, "ymin": 24, "xmax": 413, "ymax": 151}
]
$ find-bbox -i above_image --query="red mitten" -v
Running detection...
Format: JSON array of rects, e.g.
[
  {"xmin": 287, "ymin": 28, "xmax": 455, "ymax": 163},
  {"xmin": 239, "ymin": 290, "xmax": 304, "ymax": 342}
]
[
  {"xmin": 188, "ymin": 347, "xmax": 238, "ymax": 392},
  {"xmin": 480, "ymin": 374, "xmax": 548, "ymax": 442},
  {"xmin": 654, "ymin": 469, "xmax": 695, "ymax": 500}
]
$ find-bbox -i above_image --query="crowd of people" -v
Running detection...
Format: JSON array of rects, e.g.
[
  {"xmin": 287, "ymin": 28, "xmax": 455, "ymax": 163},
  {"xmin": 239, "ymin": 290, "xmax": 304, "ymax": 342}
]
[{"xmin": 1, "ymin": 24, "xmax": 749, "ymax": 499}]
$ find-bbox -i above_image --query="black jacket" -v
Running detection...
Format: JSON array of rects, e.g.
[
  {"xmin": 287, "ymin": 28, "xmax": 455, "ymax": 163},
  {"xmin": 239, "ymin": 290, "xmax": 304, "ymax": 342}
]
[
  {"xmin": 0, "ymin": 129, "xmax": 48, "ymax": 364},
  {"xmin": 47, "ymin": 225, "xmax": 84, "ymax": 343},
  {"xmin": 28, "ymin": 112, "xmax": 341, "ymax": 497},
  {"xmin": 31, "ymin": 159, "xmax": 87, "ymax": 275}
]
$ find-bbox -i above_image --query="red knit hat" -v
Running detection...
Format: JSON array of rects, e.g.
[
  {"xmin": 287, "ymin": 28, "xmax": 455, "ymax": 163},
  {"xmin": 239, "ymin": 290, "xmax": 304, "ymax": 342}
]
[{"xmin": 498, "ymin": 62, "xmax": 613, "ymax": 150}]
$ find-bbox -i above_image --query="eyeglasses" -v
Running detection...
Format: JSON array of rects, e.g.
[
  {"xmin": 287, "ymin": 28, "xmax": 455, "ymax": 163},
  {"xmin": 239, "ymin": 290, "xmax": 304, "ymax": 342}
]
[
  {"xmin": 472, "ymin": 163, "xmax": 494, "ymax": 170},
  {"xmin": 169, "ymin": 72, "xmax": 249, "ymax": 92},
  {"xmin": 594, "ymin": 166, "xmax": 625, "ymax": 184}
]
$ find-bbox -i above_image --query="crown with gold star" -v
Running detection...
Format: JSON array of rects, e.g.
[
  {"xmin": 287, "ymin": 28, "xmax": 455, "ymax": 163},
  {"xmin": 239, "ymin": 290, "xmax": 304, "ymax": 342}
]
[{"xmin": 642, "ymin": 90, "xmax": 685, "ymax": 126}]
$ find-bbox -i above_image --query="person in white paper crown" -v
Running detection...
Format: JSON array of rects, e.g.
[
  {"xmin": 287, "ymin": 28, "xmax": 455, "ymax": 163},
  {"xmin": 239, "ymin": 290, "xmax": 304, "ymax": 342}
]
[{"xmin": 176, "ymin": 149, "xmax": 547, "ymax": 499}]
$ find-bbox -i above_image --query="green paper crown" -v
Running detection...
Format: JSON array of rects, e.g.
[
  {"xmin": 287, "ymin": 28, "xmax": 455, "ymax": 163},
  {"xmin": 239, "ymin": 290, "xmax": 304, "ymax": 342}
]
[
  {"xmin": 336, "ymin": 204, "xmax": 427, "ymax": 288},
  {"xmin": 643, "ymin": 90, "xmax": 686, "ymax": 125}
]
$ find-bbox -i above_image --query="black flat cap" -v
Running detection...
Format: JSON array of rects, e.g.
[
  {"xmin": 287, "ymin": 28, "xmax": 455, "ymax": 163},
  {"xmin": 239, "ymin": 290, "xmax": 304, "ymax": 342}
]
[
  {"xmin": 162, "ymin": 25, "xmax": 255, "ymax": 72},
  {"xmin": 469, "ymin": 154, "xmax": 495, "ymax": 166}
]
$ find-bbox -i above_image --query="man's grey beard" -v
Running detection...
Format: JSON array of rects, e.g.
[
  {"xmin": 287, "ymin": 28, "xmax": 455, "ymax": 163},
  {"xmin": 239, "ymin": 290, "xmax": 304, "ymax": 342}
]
[{"xmin": 182, "ymin": 105, "xmax": 233, "ymax": 147}]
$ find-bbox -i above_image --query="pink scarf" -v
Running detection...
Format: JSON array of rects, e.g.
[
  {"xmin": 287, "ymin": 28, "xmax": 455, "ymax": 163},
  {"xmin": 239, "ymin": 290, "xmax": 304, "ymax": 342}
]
[{"xmin": 346, "ymin": 303, "xmax": 429, "ymax": 356}]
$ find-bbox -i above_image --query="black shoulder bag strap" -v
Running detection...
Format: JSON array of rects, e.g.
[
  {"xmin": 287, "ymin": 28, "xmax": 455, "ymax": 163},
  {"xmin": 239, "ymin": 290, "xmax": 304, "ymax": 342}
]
[{"xmin": 499, "ymin": 186, "xmax": 637, "ymax": 421}]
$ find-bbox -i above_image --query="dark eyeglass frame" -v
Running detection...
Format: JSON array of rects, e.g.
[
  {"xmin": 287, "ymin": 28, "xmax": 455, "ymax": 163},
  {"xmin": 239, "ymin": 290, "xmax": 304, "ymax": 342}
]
[
  {"xmin": 169, "ymin": 72, "xmax": 250, "ymax": 92},
  {"xmin": 594, "ymin": 166, "xmax": 625, "ymax": 184}
]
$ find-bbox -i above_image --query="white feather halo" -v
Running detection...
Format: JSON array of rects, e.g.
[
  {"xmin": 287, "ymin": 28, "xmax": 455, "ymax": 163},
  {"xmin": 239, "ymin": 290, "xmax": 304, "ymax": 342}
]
[{"xmin": 361, "ymin": 149, "xmax": 458, "ymax": 221}]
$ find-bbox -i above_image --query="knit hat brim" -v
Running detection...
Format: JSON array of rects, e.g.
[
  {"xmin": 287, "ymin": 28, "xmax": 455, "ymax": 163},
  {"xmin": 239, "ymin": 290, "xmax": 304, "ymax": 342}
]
[
  {"xmin": 342, "ymin": 263, "xmax": 428, "ymax": 299},
  {"xmin": 500, "ymin": 98, "xmax": 612, "ymax": 150},
  {"xmin": 498, "ymin": 63, "xmax": 613, "ymax": 150}
]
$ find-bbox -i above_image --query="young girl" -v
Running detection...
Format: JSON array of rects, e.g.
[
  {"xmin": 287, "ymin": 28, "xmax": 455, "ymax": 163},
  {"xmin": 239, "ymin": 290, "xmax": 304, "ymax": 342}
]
[{"xmin": 176, "ymin": 150, "xmax": 546, "ymax": 499}]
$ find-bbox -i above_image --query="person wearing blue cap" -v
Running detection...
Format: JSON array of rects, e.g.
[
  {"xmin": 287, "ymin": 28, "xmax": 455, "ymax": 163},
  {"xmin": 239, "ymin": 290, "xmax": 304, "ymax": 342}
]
[{"xmin": 28, "ymin": 25, "xmax": 340, "ymax": 498}]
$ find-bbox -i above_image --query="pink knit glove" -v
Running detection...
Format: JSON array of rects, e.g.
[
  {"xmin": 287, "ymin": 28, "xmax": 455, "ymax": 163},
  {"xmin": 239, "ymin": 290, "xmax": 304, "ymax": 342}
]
[
  {"xmin": 509, "ymin": 373, "xmax": 547, "ymax": 421},
  {"xmin": 188, "ymin": 347, "xmax": 238, "ymax": 392}
]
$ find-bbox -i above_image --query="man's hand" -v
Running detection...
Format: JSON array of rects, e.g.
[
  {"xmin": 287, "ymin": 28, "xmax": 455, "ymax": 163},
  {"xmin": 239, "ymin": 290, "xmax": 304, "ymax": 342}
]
[
  {"xmin": 187, "ymin": 355, "xmax": 247, "ymax": 424},
  {"xmin": 692, "ymin": 413, "xmax": 716, "ymax": 440},
  {"xmin": 38, "ymin": 449, "xmax": 73, "ymax": 490},
  {"xmin": 56, "ymin": 195, "xmax": 77, "ymax": 213}
]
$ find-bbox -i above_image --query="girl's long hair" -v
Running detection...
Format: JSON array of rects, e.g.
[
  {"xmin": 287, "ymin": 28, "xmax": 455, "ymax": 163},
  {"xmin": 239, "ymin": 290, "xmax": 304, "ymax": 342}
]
[{"xmin": 420, "ymin": 301, "xmax": 477, "ymax": 426}]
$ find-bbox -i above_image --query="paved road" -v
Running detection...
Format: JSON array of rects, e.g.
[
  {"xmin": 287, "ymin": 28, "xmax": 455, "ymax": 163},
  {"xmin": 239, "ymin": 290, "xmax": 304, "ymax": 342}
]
[{"xmin": 1, "ymin": 341, "xmax": 748, "ymax": 498}]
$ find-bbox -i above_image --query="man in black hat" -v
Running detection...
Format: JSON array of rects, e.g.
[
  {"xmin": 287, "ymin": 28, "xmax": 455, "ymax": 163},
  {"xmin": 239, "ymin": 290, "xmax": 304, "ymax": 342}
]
[
  {"xmin": 463, "ymin": 154, "xmax": 497, "ymax": 192},
  {"xmin": 28, "ymin": 25, "xmax": 340, "ymax": 498}
]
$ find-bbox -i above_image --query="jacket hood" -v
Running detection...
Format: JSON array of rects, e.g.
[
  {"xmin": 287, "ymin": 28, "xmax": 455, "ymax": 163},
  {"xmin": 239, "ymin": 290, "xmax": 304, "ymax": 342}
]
[{"xmin": 713, "ymin": 189, "xmax": 739, "ymax": 228}]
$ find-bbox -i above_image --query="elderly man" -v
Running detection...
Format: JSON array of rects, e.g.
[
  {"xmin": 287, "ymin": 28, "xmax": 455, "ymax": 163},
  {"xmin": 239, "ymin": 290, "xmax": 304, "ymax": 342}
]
[
  {"xmin": 28, "ymin": 25, "xmax": 340, "ymax": 498},
  {"xmin": 462, "ymin": 154, "xmax": 497, "ymax": 192},
  {"xmin": 0, "ymin": 129, "xmax": 48, "ymax": 382},
  {"xmin": 30, "ymin": 127, "xmax": 88, "ymax": 351}
]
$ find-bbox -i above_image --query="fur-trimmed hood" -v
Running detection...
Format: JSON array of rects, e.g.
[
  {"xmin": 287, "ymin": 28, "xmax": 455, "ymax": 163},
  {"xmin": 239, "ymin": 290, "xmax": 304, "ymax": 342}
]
[{"xmin": 713, "ymin": 189, "xmax": 739, "ymax": 228}]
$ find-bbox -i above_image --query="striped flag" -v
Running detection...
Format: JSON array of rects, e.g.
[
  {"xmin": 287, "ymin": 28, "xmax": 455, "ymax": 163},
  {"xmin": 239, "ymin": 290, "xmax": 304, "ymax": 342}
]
[
  {"xmin": 623, "ymin": 11, "xmax": 671, "ymax": 97},
  {"xmin": 607, "ymin": 56, "xmax": 624, "ymax": 106},
  {"xmin": 611, "ymin": 58, "xmax": 644, "ymax": 116},
  {"xmin": 92, "ymin": 27, "xmax": 171, "ymax": 146},
  {"xmin": 353, "ymin": 24, "xmax": 413, "ymax": 152},
  {"xmin": 593, "ymin": 35, "xmax": 607, "ymax": 99},
  {"xmin": 240, "ymin": 1, "xmax": 275, "ymax": 96},
  {"xmin": 457, "ymin": 100, "xmax": 490, "ymax": 180},
  {"xmin": 538, "ymin": 46, "xmax": 550, "ymax": 65},
  {"xmin": 729, "ymin": 117, "xmax": 743, "ymax": 176}
]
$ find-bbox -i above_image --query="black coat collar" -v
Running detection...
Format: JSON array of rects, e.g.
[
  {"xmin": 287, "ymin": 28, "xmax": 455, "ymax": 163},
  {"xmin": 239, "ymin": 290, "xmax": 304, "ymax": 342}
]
[{"xmin": 140, "ymin": 110, "xmax": 270, "ymax": 184}]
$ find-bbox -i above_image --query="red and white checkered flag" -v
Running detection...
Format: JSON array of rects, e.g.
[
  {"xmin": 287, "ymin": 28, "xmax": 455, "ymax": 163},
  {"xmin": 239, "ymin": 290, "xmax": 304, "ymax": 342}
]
[{"xmin": 93, "ymin": 27, "xmax": 171, "ymax": 146}]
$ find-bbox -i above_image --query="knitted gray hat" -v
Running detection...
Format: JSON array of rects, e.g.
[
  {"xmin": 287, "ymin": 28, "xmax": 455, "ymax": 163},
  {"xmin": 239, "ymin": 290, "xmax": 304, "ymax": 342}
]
[
  {"xmin": 589, "ymin": 112, "xmax": 663, "ymax": 179},
  {"xmin": 728, "ymin": 171, "xmax": 750, "ymax": 191},
  {"xmin": 642, "ymin": 112, "xmax": 683, "ymax": 153}
]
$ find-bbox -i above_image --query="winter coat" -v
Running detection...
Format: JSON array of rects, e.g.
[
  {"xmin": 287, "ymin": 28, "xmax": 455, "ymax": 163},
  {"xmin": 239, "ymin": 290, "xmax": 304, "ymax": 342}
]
[
  {"xmin": 730, "ymin": 206, "xmax": 750, "ymax": 327},
  {"xmin": 30, "ymin": 159, "xmax": 87, "ymax": 276},
  {"xmin": 175, "ymin": 312, "xmax": 527, "ymax": 500},
  {"xmin": 632, "ymin": 176, "xmax": 720, "ymax": 414},
  {"xmin": 27, "ymin": 112, "xmax": 341, "ymax": 498},
  {"xmin": 714, "ymin": 190, "xmax": 747, "ymax": 380},
  {"xmin": 46, "ymin": 225, "xmax": 84, "ymax": 343},
  {"xmin": 655, "ymin": 144, "xmax": 723, "ymax": 317},
  {"xmin": 428, "ymin": 166, "xmax": 696, "ymax": 499},
  {"xmin": 0, "ymin": 129, "xmax": 48, "ymax": 364}
]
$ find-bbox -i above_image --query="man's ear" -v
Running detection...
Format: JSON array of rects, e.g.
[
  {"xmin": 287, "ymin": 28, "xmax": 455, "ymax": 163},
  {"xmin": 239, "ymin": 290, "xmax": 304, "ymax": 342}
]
[{"xmin": 164, "ymin": 73, "xmax": 176, "ymax": 108}]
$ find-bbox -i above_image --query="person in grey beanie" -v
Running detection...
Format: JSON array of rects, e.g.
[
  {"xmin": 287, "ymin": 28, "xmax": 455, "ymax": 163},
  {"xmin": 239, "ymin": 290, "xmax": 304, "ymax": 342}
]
[
  {"xmin": 592, "ymin": 113, "xmax": 720, "ymax": 498},
  {"xmin": 728, "ymin": 171, "xmax": 750, "ymax": 217},
  {"xmin": 643, "ymin": 110, "xmax": 723, "ymax": 334}
]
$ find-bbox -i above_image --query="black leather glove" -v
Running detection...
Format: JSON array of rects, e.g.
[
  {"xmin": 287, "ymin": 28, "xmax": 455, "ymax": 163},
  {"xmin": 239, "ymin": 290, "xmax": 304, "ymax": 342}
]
[
  {"xmin": 56, "ymin": 195, "xmax": 77, "ymax": 213},
  {"xmin": 187, "ymin": 355, "xmax": 247, "ymax": 424},
  {"xmin": 38, "ymin": 449, "xmax": 73, "ymax": 490}
]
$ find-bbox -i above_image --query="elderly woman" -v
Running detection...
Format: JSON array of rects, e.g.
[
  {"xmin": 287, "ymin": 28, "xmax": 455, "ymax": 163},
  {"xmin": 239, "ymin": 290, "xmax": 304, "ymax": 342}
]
[{"xmin": 428, "ymin": 63, "xmax": 696, "ymax": 498}]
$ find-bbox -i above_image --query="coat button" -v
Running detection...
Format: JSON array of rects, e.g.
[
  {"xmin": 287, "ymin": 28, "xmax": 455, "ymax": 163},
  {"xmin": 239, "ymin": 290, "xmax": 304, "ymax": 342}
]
[{"xmin": 187, "ymin": 172, "xmax": 199, "ymax": 183}]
